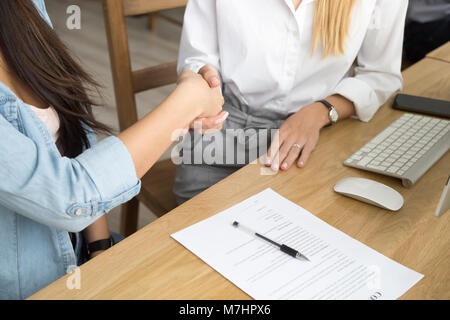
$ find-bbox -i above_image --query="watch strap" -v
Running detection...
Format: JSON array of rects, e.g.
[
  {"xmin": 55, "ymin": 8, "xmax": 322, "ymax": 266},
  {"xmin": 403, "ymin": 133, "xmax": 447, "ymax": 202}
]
[
  {"xmin": 87, "ymin": 237, "xmax": 114, "ymax": 255},
  {"xmin": 318, "ymin": 99, "xmax": 334, "ymax": 111},
  {"xmin": 317, "ymin": 99, "xmax": 336, "ymax": 127}
]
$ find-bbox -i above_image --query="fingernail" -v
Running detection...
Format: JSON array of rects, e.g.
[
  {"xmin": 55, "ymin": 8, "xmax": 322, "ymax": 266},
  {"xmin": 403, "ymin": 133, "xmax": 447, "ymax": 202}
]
[
  {"xmin": 272, "ymin": 163, "xmax": 279, "ymax": 171},
  {"xmin": 281, "ymin": 163, "xmax": 287, "ymax": 170},
  {"xmin": 215, "ymin": 112, "xmax": 229, "ymax": 124},
  {"xmin": 211, "ymin": 77, "xmax": 220, "ymax": 85},
  {"xmin": 299, "ymin": 161, "xmax": 305, "ymax": 167},
  {"xmin": 222, "ymin": 112, "xmax": 229, "ymax": 121}
]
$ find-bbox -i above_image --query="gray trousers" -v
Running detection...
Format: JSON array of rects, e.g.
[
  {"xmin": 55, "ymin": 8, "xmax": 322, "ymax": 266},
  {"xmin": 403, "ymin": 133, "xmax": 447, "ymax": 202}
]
[{"xmin": 173, "ymin": 88, "xmax": 287, "ymax": 204}]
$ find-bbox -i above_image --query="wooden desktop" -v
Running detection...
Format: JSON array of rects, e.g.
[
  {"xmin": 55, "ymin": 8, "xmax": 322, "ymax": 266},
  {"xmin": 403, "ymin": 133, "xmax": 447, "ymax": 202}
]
[{"xmin": 427, "ymin": 41, "xmax": 450, "ymax": 63}]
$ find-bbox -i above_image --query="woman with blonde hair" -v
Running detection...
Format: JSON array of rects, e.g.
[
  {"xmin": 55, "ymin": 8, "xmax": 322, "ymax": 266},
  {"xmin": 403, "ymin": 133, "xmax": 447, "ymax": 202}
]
[{"xmin": 174, "ymin": 0, "xmax": 408, "ymax": 203}]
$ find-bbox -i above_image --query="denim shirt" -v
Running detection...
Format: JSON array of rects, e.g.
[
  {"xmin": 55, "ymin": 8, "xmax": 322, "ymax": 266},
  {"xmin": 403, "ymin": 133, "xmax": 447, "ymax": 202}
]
[{"xmin": 0, "ymin": 1, "xmax": 141, "ymax": 299}]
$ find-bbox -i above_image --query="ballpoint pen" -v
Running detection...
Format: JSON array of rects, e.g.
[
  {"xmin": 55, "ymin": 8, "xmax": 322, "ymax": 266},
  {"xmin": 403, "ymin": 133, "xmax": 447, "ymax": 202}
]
[{"xmin": 232, "ymin": 221, "xmax": 310, "ymax": 261}]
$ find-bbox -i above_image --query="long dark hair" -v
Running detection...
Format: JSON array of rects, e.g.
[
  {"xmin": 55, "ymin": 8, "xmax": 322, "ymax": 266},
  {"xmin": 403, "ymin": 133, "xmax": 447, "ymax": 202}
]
[{"xmin": 0, "ymin": 0, "xmax": 110, "ymax": 157}]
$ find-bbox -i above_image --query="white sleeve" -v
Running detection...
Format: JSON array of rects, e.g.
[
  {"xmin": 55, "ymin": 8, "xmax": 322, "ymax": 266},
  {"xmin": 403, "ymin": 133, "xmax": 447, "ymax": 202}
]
[
  {"xmin": 177, "ymin": 0, "xmax": 220, "ymax": 75},
  {"xmin": 334, "ymin": 0, "xmax": 409, "ymax": 122}
]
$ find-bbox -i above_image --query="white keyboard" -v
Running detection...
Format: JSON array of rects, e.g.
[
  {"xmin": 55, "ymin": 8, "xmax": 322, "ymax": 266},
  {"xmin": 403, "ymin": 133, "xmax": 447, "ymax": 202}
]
[{"xmin": 344, "ymin": 114, "xmax": 450, "ymax": 187}]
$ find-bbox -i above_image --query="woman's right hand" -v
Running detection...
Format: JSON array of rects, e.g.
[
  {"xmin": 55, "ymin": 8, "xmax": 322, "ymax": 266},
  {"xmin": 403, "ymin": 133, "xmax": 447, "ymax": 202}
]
[
  {"xmin": 177, "ymin": 69, "xmax": 224, "ymax": 119},
  {"xmin": 119, "ymin": 69, "xmax": 224, "ymax": 179}
]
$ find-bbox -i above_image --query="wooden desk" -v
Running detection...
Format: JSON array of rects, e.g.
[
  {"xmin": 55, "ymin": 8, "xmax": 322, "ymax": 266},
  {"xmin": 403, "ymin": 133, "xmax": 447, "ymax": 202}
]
[
  {"xmin": 30, "ymin": 58, "xmax": 450, "ymax": 300},
  {"xmin": 427, "ymin": 41, "xmax": 450, "ymax": 63}
]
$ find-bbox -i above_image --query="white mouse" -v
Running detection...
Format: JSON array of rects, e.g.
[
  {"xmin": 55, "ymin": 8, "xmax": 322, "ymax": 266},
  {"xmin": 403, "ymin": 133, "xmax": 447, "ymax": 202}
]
[{"xmin": 334, "ymin": 177, "xmax": 404, "ymax": 211}]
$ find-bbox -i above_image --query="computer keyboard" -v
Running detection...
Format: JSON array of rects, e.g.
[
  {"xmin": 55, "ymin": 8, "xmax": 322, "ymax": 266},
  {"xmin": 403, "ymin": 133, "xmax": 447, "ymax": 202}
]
[{"xmin": 344, "ymin": 113, "xmax": 450, "ymax": 188}]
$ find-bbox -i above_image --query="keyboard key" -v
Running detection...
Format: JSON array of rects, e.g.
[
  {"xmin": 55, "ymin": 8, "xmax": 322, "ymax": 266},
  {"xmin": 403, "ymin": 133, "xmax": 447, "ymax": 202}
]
[
  {"xmin": 357, "ymin": 157, "xmax": 373, "ymax": 166},
  {"xmin": 367, "ymin": 165, "xmax": 381, "ymax": 170},
  {"xmin": 387, "ymin": 167, "xmax": 400, "ymax": 173},
  {"xmin": 371, "ymin": 127, "xmax": 396, "ymax": 144}
]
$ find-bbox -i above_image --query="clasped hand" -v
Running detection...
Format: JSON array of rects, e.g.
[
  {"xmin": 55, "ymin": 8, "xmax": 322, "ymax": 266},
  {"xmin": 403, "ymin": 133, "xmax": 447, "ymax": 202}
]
[
  {"xmin": 184, "ymin": 65, "xmax": 229, "ymax": 133},
  {"xmin": 187, "ymin": 64, "xmax": 330, "ymax": 171}
]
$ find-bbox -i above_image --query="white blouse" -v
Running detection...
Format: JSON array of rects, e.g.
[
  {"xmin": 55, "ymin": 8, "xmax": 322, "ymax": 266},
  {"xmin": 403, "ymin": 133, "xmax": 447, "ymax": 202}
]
[
  {"xmin": 28, "ymin": 104, "xmax": 60, "ymax": 142},
  {"xmin": 178, "ymin": 0, "xmax": 408, "ymax": 122}
]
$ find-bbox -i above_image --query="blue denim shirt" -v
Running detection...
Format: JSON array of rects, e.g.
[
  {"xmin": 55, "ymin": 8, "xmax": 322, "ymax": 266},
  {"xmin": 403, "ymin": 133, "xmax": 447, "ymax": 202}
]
[{"xmin": 0, "ymin": 1, "xmax": 141, "ymax": 299}]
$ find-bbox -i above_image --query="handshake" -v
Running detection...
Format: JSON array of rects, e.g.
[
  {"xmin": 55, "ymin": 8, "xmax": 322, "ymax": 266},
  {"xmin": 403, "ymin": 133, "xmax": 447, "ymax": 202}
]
[{"xmin": 177, "ymin": 65, "xmax": 229, "ymax": 133}]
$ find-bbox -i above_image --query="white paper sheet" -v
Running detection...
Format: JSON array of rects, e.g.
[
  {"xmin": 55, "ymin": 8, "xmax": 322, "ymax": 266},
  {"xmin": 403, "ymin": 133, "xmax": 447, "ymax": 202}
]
[{"xmin": 171, "ymin": 189, "xmax": 423, "ymax": 300}]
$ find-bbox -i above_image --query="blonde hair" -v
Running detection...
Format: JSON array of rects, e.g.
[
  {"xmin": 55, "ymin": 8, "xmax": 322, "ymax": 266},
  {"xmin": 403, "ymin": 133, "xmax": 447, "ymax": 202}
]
[{"xmin": 312, "ymin": 0, "xmax": 358, "ymax": 58}]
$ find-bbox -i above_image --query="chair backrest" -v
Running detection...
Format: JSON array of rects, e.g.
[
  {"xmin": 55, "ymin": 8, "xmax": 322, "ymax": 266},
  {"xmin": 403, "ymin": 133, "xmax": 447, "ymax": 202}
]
[{"xmin": 102, "ymin": 0, "xmax": 187, "ymax": 131}]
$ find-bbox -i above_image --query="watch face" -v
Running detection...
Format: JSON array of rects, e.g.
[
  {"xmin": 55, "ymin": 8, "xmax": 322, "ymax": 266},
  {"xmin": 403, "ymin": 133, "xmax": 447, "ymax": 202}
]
[{"xmin": 330, "ymin": 108, "xmax": 339, "ymax": 123}]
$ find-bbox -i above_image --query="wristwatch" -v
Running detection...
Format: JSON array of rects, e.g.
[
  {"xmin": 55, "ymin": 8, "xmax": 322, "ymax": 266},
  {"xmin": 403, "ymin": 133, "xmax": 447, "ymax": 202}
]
[
  {"xmin": 318, "ymin": 99, "xmax": 339, "ymax": 126},
  {"xmin": 86, "ymin": 237, "xmax": 114, "ymax": 256}
]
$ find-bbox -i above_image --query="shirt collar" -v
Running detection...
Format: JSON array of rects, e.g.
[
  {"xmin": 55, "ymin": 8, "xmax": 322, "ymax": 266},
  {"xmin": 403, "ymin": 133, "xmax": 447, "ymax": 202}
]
[{"xmin": 284, "ymin": 0, "xmax": 316, "ymax": 13}]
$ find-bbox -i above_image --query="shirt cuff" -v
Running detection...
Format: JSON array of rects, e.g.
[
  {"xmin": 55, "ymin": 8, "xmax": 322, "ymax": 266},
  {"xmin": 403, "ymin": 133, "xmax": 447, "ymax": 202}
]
[
  {"xmin": 334, "ymin": 77, "xmax": 380, "ymax": 122},
  {"xmin": 179, "ymin": 60, "xmax": 221, "ymax": 75},
  {"xmin": 179, "ymin": 62, "xmax": 205, "ymax": 74},
  {"xmin": 75, "ymin": 136, "xmax": 140, "ymax": 202}
]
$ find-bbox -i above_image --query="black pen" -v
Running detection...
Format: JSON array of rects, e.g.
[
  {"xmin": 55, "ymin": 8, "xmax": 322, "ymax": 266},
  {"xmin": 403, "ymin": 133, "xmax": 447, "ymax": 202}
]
[{"xmin": 232, "ymin": 221, "xmax": 310, "ymax": 261}]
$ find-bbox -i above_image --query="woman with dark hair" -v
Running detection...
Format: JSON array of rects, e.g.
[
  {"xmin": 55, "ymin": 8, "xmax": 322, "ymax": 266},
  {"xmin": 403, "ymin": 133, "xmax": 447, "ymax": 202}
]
[{"xmin": 0, "ymin": 0, "xmax": 223, "ymax": 299}]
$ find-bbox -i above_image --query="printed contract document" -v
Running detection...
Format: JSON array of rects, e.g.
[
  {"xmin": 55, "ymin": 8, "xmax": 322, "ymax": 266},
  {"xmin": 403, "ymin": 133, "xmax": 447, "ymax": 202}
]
[{"xmin": 172, "ymin": 189, "xmax": 423, "ymax": 300}]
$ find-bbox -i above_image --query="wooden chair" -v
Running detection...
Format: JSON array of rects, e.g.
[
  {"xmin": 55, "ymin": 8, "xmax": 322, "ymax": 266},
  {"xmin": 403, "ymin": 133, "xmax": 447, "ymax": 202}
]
[
  {"xmin": 102, "ymin": 0, "xmax": 187, "ymax": 236},
  {"xmin": 148, "ymin": 12, "xmax": 183, "ymax": 31}
]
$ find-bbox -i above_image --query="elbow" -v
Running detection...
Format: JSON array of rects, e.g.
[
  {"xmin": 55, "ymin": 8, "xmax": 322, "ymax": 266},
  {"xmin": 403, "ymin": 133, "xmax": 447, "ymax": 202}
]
[
  {"xmin": 61, "ymin": 202, "xmax": 106, "ymax": 232},
  {"xmin": 382, "ymin": 71, "xmax": 403, "ymax": 99},
  {"xmin": 52, "ymin": 211, "xmax": 105, "ymax": 233},
  {"xmin": 63, "ymin": 219, "xmax": 96, "ymax": 233},
  {"xmin": 387, "ymin": 72, "xmax": 403, "ymax": 96},
  {"xmin": 363, "ymin": 74, "xmax": 404, "ymax": 122},
  {"xmin": 43, "ymin": 201, "xmax": 106, "ymax": 233},
  {"xmin": 377, "ymin": 75, "xmax": 403, "ymax": 108}
]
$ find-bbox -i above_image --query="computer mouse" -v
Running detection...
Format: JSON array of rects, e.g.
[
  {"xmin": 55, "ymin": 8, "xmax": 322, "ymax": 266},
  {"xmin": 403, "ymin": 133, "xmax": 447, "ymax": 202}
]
[{"xmin": 334, "ymin": 177, "xmax": 404, "ymax": 211}]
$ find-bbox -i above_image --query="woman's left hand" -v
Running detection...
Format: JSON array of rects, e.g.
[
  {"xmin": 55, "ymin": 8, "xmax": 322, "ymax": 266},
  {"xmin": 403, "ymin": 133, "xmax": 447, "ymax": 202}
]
[{"xmin": 266, "ymin": 102, "xmax": 330, "ymax": 171}]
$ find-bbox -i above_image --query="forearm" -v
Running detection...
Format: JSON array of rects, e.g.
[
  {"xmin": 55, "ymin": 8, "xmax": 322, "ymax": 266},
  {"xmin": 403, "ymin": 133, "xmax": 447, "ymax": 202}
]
[
  {"xmin": 118, "ymin": 86, "xmax": 201, "ymax": 179},
  {"xmin": 326, "ymin": 94, "xmax": 356, "ymax": 120},
  {"xmin": 81, "ymin": 89, "xmax": 199, "ymax": 247},
  {"xmin": 313, "ymin": 94, "xmax": 357, "ymax": 128},
  {"xmin": 82, "ymin": 215, "xmax": 110, "ymax": 243}
]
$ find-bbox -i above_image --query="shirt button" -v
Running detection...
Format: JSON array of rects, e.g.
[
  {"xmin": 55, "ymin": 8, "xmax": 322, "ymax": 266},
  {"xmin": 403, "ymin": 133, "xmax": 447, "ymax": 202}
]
[{"xmin": 75, "ymin": 209, "xmax": 85, "ymax": 216}]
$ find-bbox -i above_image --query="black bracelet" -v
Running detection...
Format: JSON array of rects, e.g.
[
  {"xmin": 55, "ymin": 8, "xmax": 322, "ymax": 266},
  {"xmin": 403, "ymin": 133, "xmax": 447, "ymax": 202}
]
[{"xmin": 86, "ymin": 237, "xmax": 114, "ymax": 256}]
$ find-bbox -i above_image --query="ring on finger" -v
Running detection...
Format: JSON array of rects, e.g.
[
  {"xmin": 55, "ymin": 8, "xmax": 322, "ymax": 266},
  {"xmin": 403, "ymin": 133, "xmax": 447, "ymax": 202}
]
[{"xmin": 280, "ymin": 144, "xmax": 302, "ymax": 170}]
